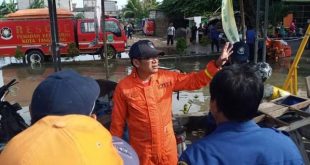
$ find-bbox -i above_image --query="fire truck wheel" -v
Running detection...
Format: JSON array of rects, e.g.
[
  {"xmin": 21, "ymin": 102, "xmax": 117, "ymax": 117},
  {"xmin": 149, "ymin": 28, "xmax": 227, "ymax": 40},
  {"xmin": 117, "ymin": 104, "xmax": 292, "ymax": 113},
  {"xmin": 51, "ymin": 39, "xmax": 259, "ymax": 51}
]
[
  {"xmin": 27, "ymin": 50, "xmax": 44, "ymax": 64},
  {"xmin": 106, "ymin": 46, "xmax": 116, "ymax": 59}
]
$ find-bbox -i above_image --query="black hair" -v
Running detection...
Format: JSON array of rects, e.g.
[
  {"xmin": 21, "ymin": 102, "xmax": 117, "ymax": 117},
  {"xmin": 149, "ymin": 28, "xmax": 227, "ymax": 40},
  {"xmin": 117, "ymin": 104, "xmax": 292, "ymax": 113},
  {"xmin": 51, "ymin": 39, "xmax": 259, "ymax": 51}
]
[{"xmin": 209, "ymin": 64, "xmax": 264, "ymax": 122}]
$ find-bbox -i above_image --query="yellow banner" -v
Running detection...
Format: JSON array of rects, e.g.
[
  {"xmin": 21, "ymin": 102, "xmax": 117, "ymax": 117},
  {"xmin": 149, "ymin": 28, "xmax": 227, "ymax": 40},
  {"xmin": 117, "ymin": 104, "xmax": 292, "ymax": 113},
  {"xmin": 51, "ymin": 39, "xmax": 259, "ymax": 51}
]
[{"xmin": 221, "ymin": 0, "xmax": 240, "ymax": 43}]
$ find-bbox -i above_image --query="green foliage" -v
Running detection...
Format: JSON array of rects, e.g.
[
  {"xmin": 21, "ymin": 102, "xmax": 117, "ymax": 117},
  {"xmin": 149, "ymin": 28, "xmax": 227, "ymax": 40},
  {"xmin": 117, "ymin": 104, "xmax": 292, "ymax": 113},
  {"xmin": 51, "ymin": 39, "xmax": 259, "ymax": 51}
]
[
  {"xmin": 29, "ymin": 0, "xmax": 45, "ymax": 9},
  {"xmin": 159, "ymin": 0, "xmax": 221, "ymax": 18},
  {"xmin": 200, "ymin": 36, "xmax": 210, "ymax": 46},
  {"xmin": 268, "ymin": 1, "xmax": 290, "ymax": 26},
  {"xmin": 122, "ymin": 0, "xmax": 159, "ymax": 19},
  {"xmin": 0, "ymin": 0, "xmax": 17, "ymax": 17},
  {"xmin": 74, "ymin": 13, "xmax": 85, "ymax": 19},
  {"xmin": 67, "ymin": 43, "xmax": 79, "ymax": 57},
  {"xmin": 15, "ymin": 46, "xmax": 24, "ymax": 60},
  {"xmin": 176, "ymin": 38, "xmax": 187, "ymax": 55}
]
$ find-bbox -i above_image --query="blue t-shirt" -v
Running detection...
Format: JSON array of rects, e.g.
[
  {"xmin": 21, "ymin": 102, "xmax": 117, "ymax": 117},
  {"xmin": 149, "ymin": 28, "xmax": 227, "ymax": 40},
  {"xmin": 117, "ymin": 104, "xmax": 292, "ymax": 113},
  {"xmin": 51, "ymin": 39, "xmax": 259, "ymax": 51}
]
[
  {"xmin": 210, "ymin": 26, "xmax": 219, "ymax": 40},
  {"xmin": 179, "ymin": 121, "xmax": 304, "ymax": 165},
  {"xmin": 246, "ymin": 29, "xmax": 256, "ymax": 44}
]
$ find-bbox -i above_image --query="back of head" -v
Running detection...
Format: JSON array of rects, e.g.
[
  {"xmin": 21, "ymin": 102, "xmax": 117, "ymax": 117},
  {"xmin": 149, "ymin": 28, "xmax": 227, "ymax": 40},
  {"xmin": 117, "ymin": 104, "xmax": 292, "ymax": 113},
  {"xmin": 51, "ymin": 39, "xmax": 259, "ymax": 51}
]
[
  {"xmin": 0, "ymin": 115, "xmax": 124, "ymax": 165},
  {"xmin": 30, "ymin": 70, "xmax": 100, "ymax": 124},
  {"xmin": 230, "ymin": 41, "xmax": 249, "ymax": 64},
  {"xmin": 255, "ymin": 62, "xmax": 272, "ymax": 82},
  {"xmin": 210, "ymin": 64, "xmax": 264, "ymax": 121}
]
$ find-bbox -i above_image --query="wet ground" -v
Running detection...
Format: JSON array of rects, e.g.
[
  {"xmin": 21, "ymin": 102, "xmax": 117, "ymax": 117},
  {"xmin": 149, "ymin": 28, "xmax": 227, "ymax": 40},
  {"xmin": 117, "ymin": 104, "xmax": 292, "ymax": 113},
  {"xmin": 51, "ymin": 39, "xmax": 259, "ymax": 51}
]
[
  {"xmin": 1, "ymin": 52, "xmax": 309, "ymax": 107},
  {"xmin": 0, "ymin": 34, "xmax": 309, "ymax": 108}
]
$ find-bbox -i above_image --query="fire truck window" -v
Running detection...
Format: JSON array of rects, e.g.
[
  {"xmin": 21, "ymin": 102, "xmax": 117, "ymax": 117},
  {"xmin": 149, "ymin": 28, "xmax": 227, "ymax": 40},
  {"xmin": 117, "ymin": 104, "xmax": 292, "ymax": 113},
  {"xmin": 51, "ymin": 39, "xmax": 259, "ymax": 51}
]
[
  {"xmin": 105, "ymin": 21, "xmax": 120, "ymax": 34},
  {"xmin": 81, "ymin": 22, "xmax": 95, "ymax": 33}
]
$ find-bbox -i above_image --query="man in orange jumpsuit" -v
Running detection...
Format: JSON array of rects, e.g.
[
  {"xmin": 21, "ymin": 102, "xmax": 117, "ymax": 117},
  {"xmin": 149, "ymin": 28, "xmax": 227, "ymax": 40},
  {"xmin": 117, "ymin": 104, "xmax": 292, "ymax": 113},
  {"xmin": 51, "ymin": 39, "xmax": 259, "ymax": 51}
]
[{"xmin": 110, "ymin": 40, "xmax": 233, "ymax": 165}]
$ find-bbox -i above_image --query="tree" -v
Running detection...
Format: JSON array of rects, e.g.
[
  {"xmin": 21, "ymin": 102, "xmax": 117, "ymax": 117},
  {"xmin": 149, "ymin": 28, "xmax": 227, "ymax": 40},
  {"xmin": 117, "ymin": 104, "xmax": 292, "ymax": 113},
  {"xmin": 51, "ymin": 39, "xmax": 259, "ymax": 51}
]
[
  {"xmin": 29, "ymin": 0, "xmax": 45, "ymax": 9},
  {"xmin": 239, "ymin": 0, "xmax": 289, "ymax": 28},
  {"xmin": 122, "ymin": 0, "xmax": 159, "ymax": 19},
  {"xmin": 268, "ymin": 1, "xmax": 289, "ymax": 26},
  {"xmin": 123, "ymin": 0, "xmax": 145, "ymax": 19},
  {"xmin": 5, "ymin": 0, "xmax": 17, "ymax": 13},
  {"xmin": 0, "ymin": 1, "xmax": 8, "ymax": 18},
  {"xmin": 0, "ymin": 0, "xmax": 17, "ymax": 17},
  {"xmin": 159, "ymin": 0, "xmax": 221, "ymax": 18},
  {"xmin": 75, "ymin": 12, "xmax": 85, "ymax": 19}
]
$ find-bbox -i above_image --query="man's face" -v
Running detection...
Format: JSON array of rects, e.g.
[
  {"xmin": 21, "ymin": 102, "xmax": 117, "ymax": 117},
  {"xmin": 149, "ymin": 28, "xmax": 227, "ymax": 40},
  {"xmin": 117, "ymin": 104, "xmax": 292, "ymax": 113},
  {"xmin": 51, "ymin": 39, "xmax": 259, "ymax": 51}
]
[{"xmin": 134, "ymin": 56, "xmax": 159, "ymax": 75}]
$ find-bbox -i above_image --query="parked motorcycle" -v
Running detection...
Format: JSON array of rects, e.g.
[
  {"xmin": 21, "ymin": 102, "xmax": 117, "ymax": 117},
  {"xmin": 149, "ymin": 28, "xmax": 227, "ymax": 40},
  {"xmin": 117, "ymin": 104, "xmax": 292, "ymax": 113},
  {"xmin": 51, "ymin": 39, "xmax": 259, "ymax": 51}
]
[{"xmin": 0, "ymin": 79, "xmax": 29, "ymax": 150}]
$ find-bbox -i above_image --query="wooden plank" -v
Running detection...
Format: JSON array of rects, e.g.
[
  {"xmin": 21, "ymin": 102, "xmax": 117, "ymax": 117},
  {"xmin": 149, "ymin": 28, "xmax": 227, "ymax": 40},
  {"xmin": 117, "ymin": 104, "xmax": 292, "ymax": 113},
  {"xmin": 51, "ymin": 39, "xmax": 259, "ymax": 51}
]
[
  {"xmin": 290, "ymin": 99, "xmax": 310, "ymax": 110},
  {"xmin": 288, "ymin": 131, "xmax": 310, "ymax": 164},
  {"xmin": 258, "ymin": 102, "xmax": 286, "ymax": 113},
  {"xmin": 257, "ymin": 115, "xmax": 288, "ymax": 128},
  {"xmin": 289, "ymin": 107, "xmax": 310, "ymax": 117},
  {"xmin": 279, "ymin": 117, "xmax": 310, "ymax": 132},
  {"xmin": 253, "ymin": 114, "xmax": 266, "ymax": 123},
  {"xmin": 306, "ymin": 76, "xmax": 310, "ymax": 98},
  {"xmin": 266, "ymin": 107, "xmax": 289, "ymax": 118}
]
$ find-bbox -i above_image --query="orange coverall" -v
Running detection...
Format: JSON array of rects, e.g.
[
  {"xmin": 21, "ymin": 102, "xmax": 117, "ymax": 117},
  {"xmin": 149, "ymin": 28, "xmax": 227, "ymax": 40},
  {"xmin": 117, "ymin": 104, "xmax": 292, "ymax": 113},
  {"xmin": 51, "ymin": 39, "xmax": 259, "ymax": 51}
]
[{"xmin": 110, "ymin": 60, "xmax": 219, "ymax": 165}]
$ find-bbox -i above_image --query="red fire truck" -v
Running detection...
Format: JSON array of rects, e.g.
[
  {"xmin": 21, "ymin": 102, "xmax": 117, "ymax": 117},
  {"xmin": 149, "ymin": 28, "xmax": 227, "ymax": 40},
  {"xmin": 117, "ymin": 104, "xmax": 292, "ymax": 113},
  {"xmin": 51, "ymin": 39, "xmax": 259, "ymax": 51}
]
[{"xmin": 0, "ymin": 8, "xmax": 127, "ymax": 63}]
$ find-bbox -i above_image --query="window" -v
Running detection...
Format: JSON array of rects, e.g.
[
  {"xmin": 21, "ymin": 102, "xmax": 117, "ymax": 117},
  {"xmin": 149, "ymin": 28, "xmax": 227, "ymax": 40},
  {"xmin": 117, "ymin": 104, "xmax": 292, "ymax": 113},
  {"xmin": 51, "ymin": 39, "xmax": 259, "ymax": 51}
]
[
  {"xmin": 105, "ymin": 21, "xmax": 120, "ymax": 34},
  {"xmin": 80, "ymin": 20, "xmax": 120, "ymax": 35},
  {"xmin": 81, "ymin": 22, "xmax": 95, "ymax": 33}
]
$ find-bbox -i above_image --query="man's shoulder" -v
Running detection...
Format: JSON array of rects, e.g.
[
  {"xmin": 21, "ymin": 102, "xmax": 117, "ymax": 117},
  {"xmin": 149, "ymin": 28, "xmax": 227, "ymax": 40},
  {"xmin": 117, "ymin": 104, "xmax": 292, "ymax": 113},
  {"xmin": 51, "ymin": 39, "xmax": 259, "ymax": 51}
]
[
  {"xmin": 118, "ymin": 75, "xmax": 133, "ymax": 82},
  {"xmin": 157, "ymin": 69, "xmax": 179, "ymax": 77},
  {"xmin": 179, "ymin": 137, "xmax": 218, "ymax": 164},
  {"xmin": 186, "ymin": 136, "xmax": 217, "ymax": 152}
]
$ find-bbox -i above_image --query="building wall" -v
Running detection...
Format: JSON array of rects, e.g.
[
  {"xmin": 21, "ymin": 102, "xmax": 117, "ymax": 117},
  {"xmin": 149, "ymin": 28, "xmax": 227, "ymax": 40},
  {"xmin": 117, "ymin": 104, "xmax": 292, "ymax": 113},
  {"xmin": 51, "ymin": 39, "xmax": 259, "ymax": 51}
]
[
  {"xmin": 150, "ymin": 10, "xmax": 169, "ymax": 37},
  {"xmin": 284, "ymin": 2, "xmax": 310, "ymax": 29},
  {"xmin": 17, "ymin": 0, "xmax": 72, "ymax": 11},
  {"xmin": 81, "ymin": 0, "xmax": 118, "ymax": 18}
]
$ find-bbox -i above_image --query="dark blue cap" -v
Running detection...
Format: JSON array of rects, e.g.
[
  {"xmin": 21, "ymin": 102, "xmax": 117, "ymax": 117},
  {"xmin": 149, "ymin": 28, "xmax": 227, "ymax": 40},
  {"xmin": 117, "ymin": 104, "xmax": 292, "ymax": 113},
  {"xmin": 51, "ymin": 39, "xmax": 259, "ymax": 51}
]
[
  {"xmin": 30, "ymin": 70, "xmax": 100, "ymax": 124},
  {"xmin": 129, "ymin": 40, "xmax": 164, "ymax": 59},
  {"xmin": 231, "ymin": 41, "xmax": 249, "ymax": 64}
]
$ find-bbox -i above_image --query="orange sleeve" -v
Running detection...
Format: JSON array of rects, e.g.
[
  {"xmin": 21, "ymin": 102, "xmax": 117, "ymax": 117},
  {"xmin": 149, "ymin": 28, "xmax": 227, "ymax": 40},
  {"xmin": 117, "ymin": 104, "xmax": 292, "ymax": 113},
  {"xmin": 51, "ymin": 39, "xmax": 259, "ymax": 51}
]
[
  {"xmin": 110, "ymin": 84, "xmax": 127, "ymax": 138},
  {"xmin": 204, "ymin": 60, "xmax": 220, "ymax": 78},
  {"xmin": 173, "ymin": 60, "xmax": 220, "ymax": 91}
]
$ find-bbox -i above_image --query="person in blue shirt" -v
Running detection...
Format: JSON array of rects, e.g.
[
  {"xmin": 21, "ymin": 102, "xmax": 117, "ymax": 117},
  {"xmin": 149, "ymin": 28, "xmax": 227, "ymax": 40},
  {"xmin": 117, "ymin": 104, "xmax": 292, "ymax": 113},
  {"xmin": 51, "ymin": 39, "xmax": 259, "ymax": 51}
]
[
  {"xmin": 246, "ymin": 25, "xmax": 256, "ymax": 62},
  {"xmin": 210, "ymin": 24, "xmax": 220, "ymax": 53},
  {"xmin": 178, "ymin": 64, "xmax": 304, "ymax": 165}
]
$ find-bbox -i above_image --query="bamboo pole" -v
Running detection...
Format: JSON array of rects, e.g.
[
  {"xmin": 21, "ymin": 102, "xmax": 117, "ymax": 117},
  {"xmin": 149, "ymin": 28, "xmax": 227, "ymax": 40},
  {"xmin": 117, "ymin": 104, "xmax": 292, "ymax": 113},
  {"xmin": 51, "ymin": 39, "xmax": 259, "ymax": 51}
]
[
  {"xmin": 239, "ymin": 0, "xmax": 246, "ymax": 41},
  {"xmin": 283, "ymin": 24, "xmax": 310, "ymax": 94}
]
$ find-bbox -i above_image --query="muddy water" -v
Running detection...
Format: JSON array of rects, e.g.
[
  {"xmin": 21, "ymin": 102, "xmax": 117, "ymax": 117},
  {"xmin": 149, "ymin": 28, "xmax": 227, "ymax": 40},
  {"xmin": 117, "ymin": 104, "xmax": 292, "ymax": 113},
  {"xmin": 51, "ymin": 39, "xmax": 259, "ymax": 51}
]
[{"xmin": 1, "ymin": 52, "xmax": 310, "ymax": 107}]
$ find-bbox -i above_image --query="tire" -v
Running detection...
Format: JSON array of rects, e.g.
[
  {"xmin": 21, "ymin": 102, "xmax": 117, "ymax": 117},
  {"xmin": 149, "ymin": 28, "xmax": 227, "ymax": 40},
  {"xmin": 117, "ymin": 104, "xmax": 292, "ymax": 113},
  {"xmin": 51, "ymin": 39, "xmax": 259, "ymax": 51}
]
[{"xmin": 27, "ymin": 50, "xmax": 44, "ymax": 64}]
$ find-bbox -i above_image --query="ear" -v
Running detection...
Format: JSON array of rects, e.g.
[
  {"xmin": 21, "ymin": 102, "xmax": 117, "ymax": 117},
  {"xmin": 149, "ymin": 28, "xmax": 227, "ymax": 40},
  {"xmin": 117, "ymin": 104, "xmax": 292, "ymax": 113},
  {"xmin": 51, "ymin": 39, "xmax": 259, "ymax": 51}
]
[
  {"xmin": 210, "ymin": 99, "xmax": 218, "ymax": 114},
  {"xmin": 90, "ymin": 114, "xmax": 97, "ymax": 120},
  {"xmin": 132, "ymin": 59, "xmax": 140, "ymax": 68}
]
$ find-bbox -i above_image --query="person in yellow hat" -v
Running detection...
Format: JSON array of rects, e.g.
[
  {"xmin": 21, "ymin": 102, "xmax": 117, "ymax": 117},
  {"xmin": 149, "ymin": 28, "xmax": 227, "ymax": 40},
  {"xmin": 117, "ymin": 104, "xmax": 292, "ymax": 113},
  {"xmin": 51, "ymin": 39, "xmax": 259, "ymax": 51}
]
[{"xmin": 0, "ymin": 70, "xmax": 139, "ymax": 165}]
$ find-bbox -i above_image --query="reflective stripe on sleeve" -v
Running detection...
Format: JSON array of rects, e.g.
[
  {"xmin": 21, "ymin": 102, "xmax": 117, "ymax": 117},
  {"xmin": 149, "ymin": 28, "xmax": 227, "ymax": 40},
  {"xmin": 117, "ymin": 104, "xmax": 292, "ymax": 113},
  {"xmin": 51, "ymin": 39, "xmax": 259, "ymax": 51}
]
[{"xmin": 204, "ymin": 69, "xmax": 213, "ymax": 79}]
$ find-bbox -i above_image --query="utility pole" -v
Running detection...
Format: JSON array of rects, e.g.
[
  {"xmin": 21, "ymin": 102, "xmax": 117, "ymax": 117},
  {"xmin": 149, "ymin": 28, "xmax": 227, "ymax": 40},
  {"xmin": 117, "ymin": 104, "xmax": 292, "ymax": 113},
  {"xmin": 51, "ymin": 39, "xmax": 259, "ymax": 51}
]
[
  {"xmin": 262, "ymin": 0, "xmax": 269, "ymax": 62},
  {"xmin": 47, "ymin": 0, "xmax": 61, "ymax": 72},
  {"xmin": 254, "ymin": 0, "xmax": 260, "ymax": 63},
  {"xmin": 101, "ymin": 0, "xmax": 109, "ymax": 79}
]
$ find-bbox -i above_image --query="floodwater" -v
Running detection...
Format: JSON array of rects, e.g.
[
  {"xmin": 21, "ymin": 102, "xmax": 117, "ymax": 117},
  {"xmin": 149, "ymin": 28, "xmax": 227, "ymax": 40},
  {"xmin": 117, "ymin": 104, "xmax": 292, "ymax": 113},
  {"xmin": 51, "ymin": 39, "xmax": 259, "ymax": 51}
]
[
  {"xmin": 1, "ymin": 48, "xmax": 309, "ymax": 109},
  {"xmin": 1, "ymin": 36, "xmax": 310, "ymax": 109}
]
